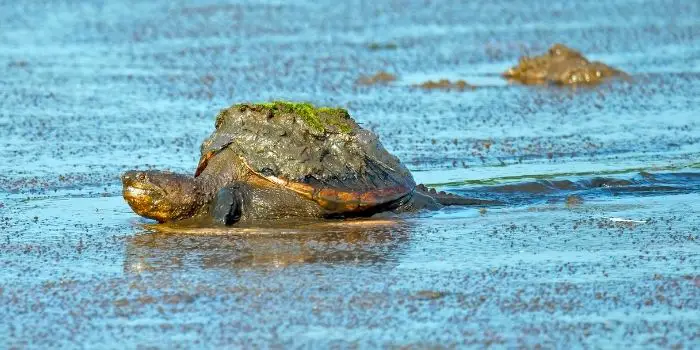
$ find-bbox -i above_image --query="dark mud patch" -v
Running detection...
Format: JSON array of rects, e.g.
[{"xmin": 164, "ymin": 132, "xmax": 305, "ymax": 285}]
[
  {"xmin": 367, "ymin": 42, "xmax": 398, "ymax": 51},
  {"xmin": 413, "ymin": 79, "xmax": 476, "ymax": 91},
  {"xmin": 503, "ymin": 44, "xmax": 627, "ymax": 86},
  {"xmin": 356, "ymin": 71, "xmax": 397, "ymax": 85}
]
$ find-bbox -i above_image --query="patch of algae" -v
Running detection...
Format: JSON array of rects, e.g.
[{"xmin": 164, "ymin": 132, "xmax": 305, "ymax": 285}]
[{"xmin": 232, "ymin": 101, "xmax": 353, "ymax": 134}]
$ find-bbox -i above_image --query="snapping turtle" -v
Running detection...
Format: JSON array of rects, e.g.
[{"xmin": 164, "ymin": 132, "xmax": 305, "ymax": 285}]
[
  {"xmin": 122, "ymin": 102, "xmax": 487, "ymax": 226},
  {"xmin": 503, "ymin": 44, "xmax": 627, "ymax": 85}
]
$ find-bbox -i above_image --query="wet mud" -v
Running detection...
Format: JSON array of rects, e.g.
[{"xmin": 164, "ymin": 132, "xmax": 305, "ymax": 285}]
[
  {"xmin": 367, "ymin": 42, "xmax": 399, "ymax": 51},
  {"xmin": 356, "ymin": 71, "xmax": 398, "ymax": 85},
  {"xmin": 413, "ymin": 79, "xmax": 476, "ymax": 91},
  {"xmin": 503, "ymin": 44, "xmax": 627, "ymax": 85},
  {"xmin": 2, "ymin": 0, "xmax": 699, "ymax": 348}
]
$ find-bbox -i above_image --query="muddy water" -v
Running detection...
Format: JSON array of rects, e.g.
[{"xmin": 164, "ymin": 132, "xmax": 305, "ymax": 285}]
[{"xmin": 1, "ymin": 0, "xmax": 699, "ymax": 348}]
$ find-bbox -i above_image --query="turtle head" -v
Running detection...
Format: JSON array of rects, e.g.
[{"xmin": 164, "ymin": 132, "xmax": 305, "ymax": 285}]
[{"xmin": 121, "ymin": 170, "xmax": 200, "ymax": 223}]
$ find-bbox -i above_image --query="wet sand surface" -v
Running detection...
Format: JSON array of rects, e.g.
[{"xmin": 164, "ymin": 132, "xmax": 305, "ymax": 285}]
[{"xmin": 1, "ymin": 0, "xmax": 699, "ymax": 348}]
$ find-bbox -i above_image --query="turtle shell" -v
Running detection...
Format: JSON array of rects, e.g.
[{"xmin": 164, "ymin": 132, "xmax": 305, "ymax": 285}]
[{"xmin": 195, "ymin": 102, "xmax": 416, "ymax": 213}]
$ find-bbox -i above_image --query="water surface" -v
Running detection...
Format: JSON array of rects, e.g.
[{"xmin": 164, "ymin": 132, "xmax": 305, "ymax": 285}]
[{"xmin": 1, "ymin": 0, "xmax": 699, "ymax": 348}]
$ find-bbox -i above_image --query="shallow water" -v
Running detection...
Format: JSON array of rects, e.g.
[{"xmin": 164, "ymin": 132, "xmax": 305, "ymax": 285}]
[{"xmin": 1, "ymin": 0, "xmax": 699, "ymax": 348}]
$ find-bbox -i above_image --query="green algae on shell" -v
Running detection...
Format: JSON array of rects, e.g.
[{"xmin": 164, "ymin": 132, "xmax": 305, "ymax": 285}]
[{"xmin": 218, "ymin": 101, "xmax": 354, "ymax": 134}]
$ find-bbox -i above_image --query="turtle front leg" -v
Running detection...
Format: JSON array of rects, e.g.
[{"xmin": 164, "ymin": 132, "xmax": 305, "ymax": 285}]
[{"xmin": 211, "ymin": 185, "xmax": 244, "ymax": 225}]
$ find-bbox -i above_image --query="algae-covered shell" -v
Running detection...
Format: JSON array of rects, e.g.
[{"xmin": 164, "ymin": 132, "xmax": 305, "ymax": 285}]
[{"xmin": 196, "ymin": 102, "xmax": 416, "ymax": 213}]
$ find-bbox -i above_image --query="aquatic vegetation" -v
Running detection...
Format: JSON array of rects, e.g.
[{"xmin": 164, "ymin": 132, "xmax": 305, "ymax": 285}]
[{"xmin": 367, "ymin": 42, "xmax": 398, "ymax": 51}]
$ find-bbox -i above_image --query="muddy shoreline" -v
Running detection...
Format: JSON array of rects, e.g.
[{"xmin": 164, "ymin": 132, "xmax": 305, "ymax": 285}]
[{"xmin": 2, "ymin": 0, "xmax": 699, "ymax": 347}]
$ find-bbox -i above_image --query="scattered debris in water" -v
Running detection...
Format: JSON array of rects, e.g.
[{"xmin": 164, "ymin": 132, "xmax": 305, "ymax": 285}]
[
  {"xmin": 608, "ymin": 217, "xmax": 647, "ymax": 224},
  {"xmin": 606, "ymin": 217, "xmax": 648, "ymax": 228},
  {"xmin": 413, "ymin": 79, "xmax": 476, "ymax": 91},
  {"xmin": 8, "ymin": 60, "xmax": 29, "ymax": 68},
  {"xmin": 565, "ymin": 195, "xmax": 584, "ymax": 208},
  {"xmin": 412, "ymin": 290, "xmax": 445, "ymax": 300},
  {"xmin": 367, "ymin": 42, "xmax": 398, "ymax": 51},
  {"xmin": 356, "ymin": 71, "xmax": 397, "ymax": 85}
]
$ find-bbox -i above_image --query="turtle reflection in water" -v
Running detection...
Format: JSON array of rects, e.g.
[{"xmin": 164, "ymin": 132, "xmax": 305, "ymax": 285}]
[
  {"xmin": 125, "ymin": 220, "xmax": 409, "ymax": 272},
  {"xmin": 122, "ymin": 102, "xmax": 492, "ymax": 226}
]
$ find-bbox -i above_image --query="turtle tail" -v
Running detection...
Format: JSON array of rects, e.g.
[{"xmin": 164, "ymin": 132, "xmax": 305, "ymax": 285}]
[{"xmin": 416, "ymin": 184, "xmax": 501, "ymax": 206}]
